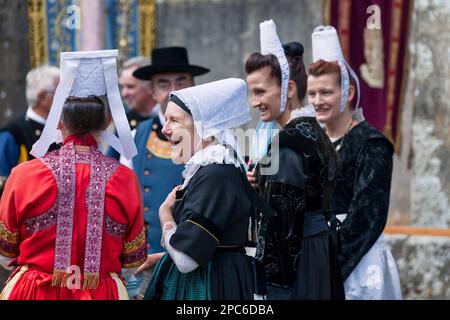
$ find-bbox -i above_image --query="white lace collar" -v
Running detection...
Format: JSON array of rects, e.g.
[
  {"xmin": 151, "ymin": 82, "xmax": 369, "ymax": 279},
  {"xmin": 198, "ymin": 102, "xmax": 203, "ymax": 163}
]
[
  {"xmin": 181, "ymin": 144, "xmax": 240, "ymax": 189},
  {"xmin": 290, "ymin": 104, "xmax": 316, "ymax": 120}
]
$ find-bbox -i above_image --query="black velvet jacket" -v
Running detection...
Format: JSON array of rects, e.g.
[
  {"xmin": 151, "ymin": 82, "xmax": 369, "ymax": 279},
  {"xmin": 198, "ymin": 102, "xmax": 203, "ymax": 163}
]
[
  {"xmin": 331, "ymin": 121, "xmax": 394, "ymax": 280},
  {"xmin": 259, "ymin": 116, "xmax": 337, "ymax": 288}
]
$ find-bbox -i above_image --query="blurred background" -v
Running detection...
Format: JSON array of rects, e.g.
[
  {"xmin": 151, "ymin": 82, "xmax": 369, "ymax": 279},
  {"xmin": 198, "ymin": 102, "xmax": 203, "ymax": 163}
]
[{"xmin": 0, "ymin": 0, "xmax": 449, "ymax": 299}]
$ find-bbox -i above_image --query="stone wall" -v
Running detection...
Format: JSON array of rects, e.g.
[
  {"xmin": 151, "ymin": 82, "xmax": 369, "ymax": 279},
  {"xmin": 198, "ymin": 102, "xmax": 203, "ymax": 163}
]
[
  {"xmin": 155, "ymin": 0, "xmax": 323, "ymax": 128},
  {"xmin": 0, "ymin": 0, "xmax": 29, "ymax": 289},
  {"xmin": 0, "ymin": 0, "xmax": 29, "ymax": 127},
  {"xmin": 387, "ymin": 0, "xmax": 450, "ymax": 300}
]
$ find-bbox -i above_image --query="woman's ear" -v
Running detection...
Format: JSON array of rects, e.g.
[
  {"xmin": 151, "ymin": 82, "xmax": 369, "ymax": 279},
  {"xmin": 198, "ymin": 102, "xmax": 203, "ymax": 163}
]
[
  {"xmin": 58, "ymin": 120, "xmax": 69, "ymax": 136},
  {"xmin": 287, "ymin": 80, "xmax": 297, "ymax": 99},
  {"xmin": 348, "ymin": 85, "xmax": 356, "ymax": 104}
]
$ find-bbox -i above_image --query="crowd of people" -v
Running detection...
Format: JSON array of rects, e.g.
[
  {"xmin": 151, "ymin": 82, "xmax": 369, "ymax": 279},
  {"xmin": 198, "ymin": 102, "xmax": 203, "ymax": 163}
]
[{"xmin": 0, "ymin": 20, "xmax": 401, "ymax": 300}]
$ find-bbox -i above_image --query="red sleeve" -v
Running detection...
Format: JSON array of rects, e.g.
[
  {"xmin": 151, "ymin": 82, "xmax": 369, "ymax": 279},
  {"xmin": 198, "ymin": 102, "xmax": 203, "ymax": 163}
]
[
  {"xmin": 0, "ymin": 160, "xmax": 56, "ymax": 260},
  {"xmin": 0, "ymin": 169, "xmax": 20, "ymax": 258},
  {"xmin": 105, "ymin": 165, "xmax": 146, "ymax": 269}
]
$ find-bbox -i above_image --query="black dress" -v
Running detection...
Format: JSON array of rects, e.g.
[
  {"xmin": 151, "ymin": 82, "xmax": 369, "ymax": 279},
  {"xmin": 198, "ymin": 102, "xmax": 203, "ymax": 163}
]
[
  {"xmin": 259, "ymin": 116, "xmax": 344, "ymax": 300},
  {"xmin": 145, "ymin": 164, "xmax": 262, "ymax": 300},
  {"xmin": 331, "ymin": 121, "xmax": 394, "ymax": 280}
]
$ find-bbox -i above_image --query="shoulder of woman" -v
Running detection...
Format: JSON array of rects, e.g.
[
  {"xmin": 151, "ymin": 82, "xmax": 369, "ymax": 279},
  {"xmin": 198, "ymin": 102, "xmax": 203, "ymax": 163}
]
[
  {"xmin": 277, "ymin": 117, "xmax": 324, "ymax": 152},
  {"xmin": 353, "ymin": 121, "xmax": 394, "ymax": 154},
  {"xmin": 195, "ymin": 163, "xmax": 240, "ymax": 181}
]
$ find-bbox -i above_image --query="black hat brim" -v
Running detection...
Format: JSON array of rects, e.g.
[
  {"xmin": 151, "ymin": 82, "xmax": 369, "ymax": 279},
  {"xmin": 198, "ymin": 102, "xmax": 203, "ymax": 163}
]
[{"xmin": 133, "ymin": 64, "xmax": 210, "ymax": 80}]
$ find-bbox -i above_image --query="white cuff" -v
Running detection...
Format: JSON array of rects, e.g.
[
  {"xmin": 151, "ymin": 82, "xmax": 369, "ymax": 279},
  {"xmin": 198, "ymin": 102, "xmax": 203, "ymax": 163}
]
[
  {"xmin": 161, "ymin": 221, "xmax": 178, "ymax": 248},
  {"xmin": 164, "ymin": 231, "xmax": 199, "ymax": 273},
  {"xmin": 0, "ymin": 255, "xmax": 15, "ymax": 270}
]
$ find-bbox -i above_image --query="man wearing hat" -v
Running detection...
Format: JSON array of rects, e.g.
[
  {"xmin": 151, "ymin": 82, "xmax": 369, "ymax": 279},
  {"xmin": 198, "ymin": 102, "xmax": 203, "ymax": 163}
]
[{"xmin": 130, "ymin": 47, "xmax": 209, "ymax": 281}]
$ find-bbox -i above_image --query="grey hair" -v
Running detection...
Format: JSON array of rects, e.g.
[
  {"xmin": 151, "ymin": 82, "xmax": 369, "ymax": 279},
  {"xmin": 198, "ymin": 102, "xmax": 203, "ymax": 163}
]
[
  {"xmin": 26, "ymin": 65, "xmax": 60, "ymax": 107},
  {"xmin": 120, "ymin": 56, "xmax": 151, "ymax": 85},
  {"xmin": 122, "ymin": 56, "xmax": 150, "ymax": 71}
]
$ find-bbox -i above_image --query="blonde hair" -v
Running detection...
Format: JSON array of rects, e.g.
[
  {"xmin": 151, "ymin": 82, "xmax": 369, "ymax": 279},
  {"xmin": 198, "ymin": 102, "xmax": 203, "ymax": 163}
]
[{"xmin": 26, "ymin": 65, "xmax": 60, "ymax": 107}]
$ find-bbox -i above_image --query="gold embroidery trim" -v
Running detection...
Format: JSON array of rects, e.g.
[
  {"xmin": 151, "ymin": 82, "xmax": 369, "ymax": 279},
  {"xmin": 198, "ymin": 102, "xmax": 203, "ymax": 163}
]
[
  {"xmin": 122, "ymin": 256, "xmax": 147, "ymax": 269},
  {"xmin": 0, "ymin": 222, "xmax": 18, "ymax": 244},
  {"xmin": 146, "ymin": 130, "xmax": 172, "ymax": 159},
  {"xmin": 138, "ymin": 0, "xmax": 157, "ymax": 58},
  {"xmin": 28, "ymin": 0, "xmax": 48, "ymax": 68},
  {"xmin": 123, "ymin": 228, "xmax": 146, "ymax": 254},
  {"xmin": 186, "ymin": 220, "xmax": 220, "ymax": 245}
]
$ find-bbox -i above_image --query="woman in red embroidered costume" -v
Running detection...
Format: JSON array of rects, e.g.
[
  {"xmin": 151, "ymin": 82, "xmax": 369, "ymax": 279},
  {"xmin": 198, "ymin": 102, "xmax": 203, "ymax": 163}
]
[{"xmin": 0, "ymin": 51, "xmax": 146, "ymax": 299}]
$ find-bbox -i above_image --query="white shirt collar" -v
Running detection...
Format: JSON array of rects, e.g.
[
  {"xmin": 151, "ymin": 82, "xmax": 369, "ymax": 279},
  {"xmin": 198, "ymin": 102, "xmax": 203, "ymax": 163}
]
[
  {"xmin": 181, "ymin": 144, "xmax": 241, "ymax": 189},
  {"xmin": 26, "ymin": 107, "xmax": 46, "ymax": 125},
  {"xmin": 290, "ymin": 104, "xmax": 316, "ymax": 120}
]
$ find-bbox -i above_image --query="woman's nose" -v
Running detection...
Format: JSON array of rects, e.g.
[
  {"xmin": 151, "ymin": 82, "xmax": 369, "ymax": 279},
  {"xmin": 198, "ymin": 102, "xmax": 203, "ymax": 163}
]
[
  {"xmin": 313, "ymin": 94, "xmax": 322, "ymax": 106},
  {"xmin": 162, "ymin": 122, "xmax": 171, "ymax": 137}
]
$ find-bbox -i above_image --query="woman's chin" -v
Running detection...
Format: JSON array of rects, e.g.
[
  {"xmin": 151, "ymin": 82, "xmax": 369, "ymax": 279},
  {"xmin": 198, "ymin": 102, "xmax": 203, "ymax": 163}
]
[
  {"xmin": 315, "ymin": 113, "xmax": 331, "ymax": 124},
  {"xmin": 171, "ymin": 148, "xmax": 189, "ymax": 164}
]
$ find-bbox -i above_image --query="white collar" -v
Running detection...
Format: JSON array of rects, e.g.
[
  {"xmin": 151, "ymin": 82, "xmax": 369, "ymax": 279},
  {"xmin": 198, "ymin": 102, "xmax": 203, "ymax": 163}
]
[
  {"xmin": 181, "ymin": 144, "xmax": 240, "ymax": 189},
  {"xmin": 26, "ymin": 107, "xmax": 46, "ymax": 125},
  {"xmin": 290, "ymin": 104, "xmax": 316, "ymax": 120}
]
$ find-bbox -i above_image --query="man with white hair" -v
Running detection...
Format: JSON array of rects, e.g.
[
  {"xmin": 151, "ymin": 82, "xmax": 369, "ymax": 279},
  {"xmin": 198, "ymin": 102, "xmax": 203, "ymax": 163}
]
[{"xmin": 0, "ymin": 65, "xmax": 60, "ymax": 196}]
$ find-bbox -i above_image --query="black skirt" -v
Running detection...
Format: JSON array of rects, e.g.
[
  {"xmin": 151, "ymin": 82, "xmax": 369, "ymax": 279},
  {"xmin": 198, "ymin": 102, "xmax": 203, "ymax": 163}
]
[{"xmin": 291, "ymin": 229, "xmax": 345, "ymax": 300}]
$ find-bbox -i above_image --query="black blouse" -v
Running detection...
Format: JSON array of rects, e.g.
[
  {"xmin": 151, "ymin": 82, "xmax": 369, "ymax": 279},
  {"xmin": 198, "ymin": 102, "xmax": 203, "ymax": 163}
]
[
  {"xmin": 331, "ymin": 121, "xmax": 394, "ymax": 280},
  {"xmin": 169, "ymin": 164, "xmax": 251, "ymax": 267},
  {"xmin": 259, "ymin": 116, "xmax": 337, "ymax": 287}
]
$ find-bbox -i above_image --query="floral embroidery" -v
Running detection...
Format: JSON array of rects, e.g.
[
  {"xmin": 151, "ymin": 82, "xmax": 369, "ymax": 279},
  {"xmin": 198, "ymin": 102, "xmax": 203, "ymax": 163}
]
[
  {"xmin": 75, "ymin": 150, "xmax": 90, "ymax": 164},
  {"xmin": 121, "ymin": 227, "xmax": 147, "ymax": 268},
  {"xmin": 295, "ymin": 122, "xmax": 318, "ymax": 141},
  {"xmin": 121, "ymin": 243, "xmax": 147, "ymax": 268},
  {"xmin": 105, "ymin": 215, "xmax": 127, "ymax": 238},
  {"xmin": 40, "ymin": 143, "xmax": 120, "ymax": 289},
  {"xmin": 24, "ymin": 203, "xmax": 58, "ymax": 234},
  {"xmin": 41, "ymin": 145, "xmax": 76, "ymax": 278},
  {"xmin": 0, "ymin": 221, "xmax": 18, "ymax": 244},
  {"xmin": 84, "ymin": 150, "xmax": 119, "ymax": 275},
  {"xmin": 0, "ymin": 222, "xmax": 19, "ymax": 257},
  {"xmin": 123, "ymin": 228, "xmax": 146, "ymax": 254}
]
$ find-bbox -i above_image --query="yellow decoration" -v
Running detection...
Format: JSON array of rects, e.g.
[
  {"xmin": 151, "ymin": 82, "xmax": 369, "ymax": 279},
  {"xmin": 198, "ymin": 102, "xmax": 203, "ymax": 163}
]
[
  {"xmin": 0, "ymin": 221, "xmax": 18, "ymax": 244},
  {"xmin": 138, "ymin": 0, "xmax": 157, "ymax": 57},
  {"xmin": 146, "ymin": 130, "xmax": 172, "ymax": 159},
  {"xmin": 18, "ymin": 144, "xmax": 29, "ymax": 164},
  {"xmin": 28, "ymin": 0, "xmax": 48, "ymax": 68},
  {"xmin": 123, "ymin": 228, "xmax": 146, "ymax": 254}
]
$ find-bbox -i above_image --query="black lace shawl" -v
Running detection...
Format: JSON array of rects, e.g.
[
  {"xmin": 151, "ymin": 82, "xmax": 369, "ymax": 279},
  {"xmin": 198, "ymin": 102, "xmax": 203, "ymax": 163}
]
[
  {"xmin": 258, "ymin": 116, "xmax": 337, "ymax": 287},
  {"xmin": 331, "ymin": 121, "xmax": 394, "ymax": 280}
]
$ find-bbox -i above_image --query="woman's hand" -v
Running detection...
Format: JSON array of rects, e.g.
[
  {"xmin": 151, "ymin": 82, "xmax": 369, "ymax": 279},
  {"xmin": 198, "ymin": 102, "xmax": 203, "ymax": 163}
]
[
  {"xmin": 160, "ymin": 185, "xmax": 180, "ymax": 212},
  {"xmin": 246, "ymin": 167, "xmax": 259, "ymax": 190},
  {"xmin": 159, "ymin": 185, "xmax": 180, "ymax": 225},
  {"xmin": 134, "ymin": 252, "xmax": 165, "ymax": 275}
]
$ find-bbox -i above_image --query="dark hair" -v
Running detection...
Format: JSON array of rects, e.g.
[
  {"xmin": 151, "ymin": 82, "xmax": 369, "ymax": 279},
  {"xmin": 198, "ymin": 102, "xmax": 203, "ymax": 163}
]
[
  {"xmin": 61, "ymin": 96, "xmax": 110, "ymax": 135},
  {"xmin": 244, "ymin": 41, "xmax": 307, "ymax": 101}
]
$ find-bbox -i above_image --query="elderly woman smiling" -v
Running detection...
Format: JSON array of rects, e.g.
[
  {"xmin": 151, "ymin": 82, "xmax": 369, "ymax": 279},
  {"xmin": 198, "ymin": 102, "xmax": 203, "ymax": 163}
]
[{"xmin": 143, "ymin": 78, "xmax": 266, "ymax": 300}]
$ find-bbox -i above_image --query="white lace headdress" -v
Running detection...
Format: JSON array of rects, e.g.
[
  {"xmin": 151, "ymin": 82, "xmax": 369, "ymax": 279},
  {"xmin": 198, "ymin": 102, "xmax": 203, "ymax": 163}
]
[
  {"xmin": 312, "ymin": 26, "xmax": 362, "ymax": 117},
  {"xmin": 260, "ymin": 19, "xmax": 290, "ymax": 113},
  {"xmin": 248, "ymin": 19, "xmax": 289, "ymax": 165},
  {"xmin": 170, "ymin": 78, "xmax": 251, "ymax": 172},
  {"xmin": 30, "ymin": 50, "xmax": 137, "ymax": 160}
]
